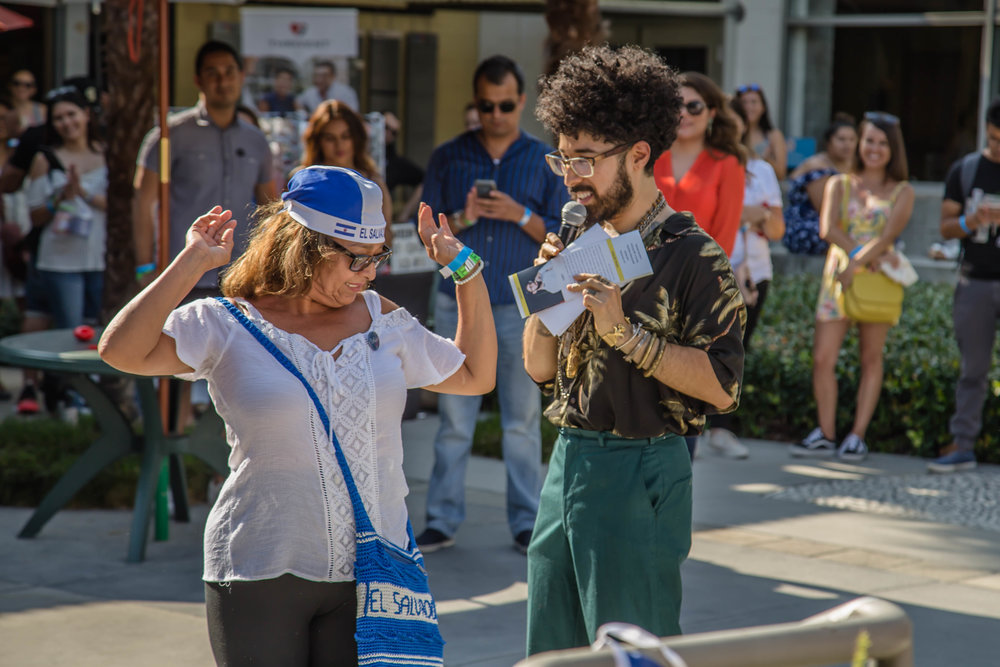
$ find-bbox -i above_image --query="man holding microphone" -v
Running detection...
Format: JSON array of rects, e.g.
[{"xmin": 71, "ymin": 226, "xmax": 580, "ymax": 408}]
[{"xmin": 523, "ymin": 44, "xmax": 746, "ymax": 654}]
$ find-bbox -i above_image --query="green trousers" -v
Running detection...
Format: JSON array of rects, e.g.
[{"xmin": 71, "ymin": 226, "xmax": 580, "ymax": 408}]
[{"xmin": 526, "ymin": 427, "xmax": 692, "ymax": 656}]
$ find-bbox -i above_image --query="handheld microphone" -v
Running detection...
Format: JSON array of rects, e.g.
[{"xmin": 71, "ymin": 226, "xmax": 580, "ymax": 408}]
[{"xmin": 558, "ymin": 201, "xmax": 587, "ymax": 247}]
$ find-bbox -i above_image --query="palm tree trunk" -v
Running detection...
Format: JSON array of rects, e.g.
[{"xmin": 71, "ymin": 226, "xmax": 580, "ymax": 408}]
[
  {"xmin": 101, "ymin": 0, "xmax": 159, "ymax": 321},
  {"xmin": 544, "ymin": 0, "xmax": 607, "ymax": 76}
]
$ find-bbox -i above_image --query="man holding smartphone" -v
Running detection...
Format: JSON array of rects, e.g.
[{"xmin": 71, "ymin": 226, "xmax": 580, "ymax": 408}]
[
  {"xmin": 417, "ymin": 55, "xmax": 568, "ymax": 554},
  {"xmin": 930, "ymin": 99, "xmax": 1000, "ymax": 473}
]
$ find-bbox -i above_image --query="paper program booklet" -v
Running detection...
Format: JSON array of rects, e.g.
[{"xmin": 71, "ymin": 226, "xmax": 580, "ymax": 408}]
[{"xmin": 508, "ymin": 225, "xmax": 653, "ymax": 335}]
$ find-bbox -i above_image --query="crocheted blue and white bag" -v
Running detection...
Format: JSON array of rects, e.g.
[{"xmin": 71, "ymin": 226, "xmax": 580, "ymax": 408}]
[{"xmin": 219, "ymin": 298, "xmax": 444, "ymax": 666}]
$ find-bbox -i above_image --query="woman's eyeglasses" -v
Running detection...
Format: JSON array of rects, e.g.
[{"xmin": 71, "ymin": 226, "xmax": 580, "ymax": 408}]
[
  {"xmin": 737, "ymin": 83, "xmax": 762, "ymax": 95},
  {"xmin": 476, "ymin": 100, "xmax": 517, "ymax": 115},
  {"xmin": 544, "ymin": 142, "xmax": 635, "ymax": 178},
  {"xmin": 326, "ymin": 241, "xmax": 392, "ymax": 272},
  {"xmin": 681, "ymin": 100, "xmax": 706, "ymax": 116},
  {"xmin": 864, "ymin": 111, "xmax": 900, "ymax": 126}
]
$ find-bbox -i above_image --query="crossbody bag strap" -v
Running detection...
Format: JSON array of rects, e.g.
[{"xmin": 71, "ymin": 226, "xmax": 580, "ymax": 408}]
[{"xmin": 214, "ymin": 297, "xmax": 375, "ymax": 533}]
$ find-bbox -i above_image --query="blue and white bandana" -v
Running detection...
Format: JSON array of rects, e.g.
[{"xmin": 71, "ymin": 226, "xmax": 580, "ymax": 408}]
[{"xmin": 282, "ymin": 166, "xmax": 386, "ymax": 244}]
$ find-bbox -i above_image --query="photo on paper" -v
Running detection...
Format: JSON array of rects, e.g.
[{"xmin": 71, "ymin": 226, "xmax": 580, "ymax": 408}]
[{"xmin": 509, "ymin": 262, "xmax": 570, "ymax": 317}]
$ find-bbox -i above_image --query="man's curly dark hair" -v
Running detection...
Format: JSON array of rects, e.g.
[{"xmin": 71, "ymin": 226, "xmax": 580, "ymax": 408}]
[{"xmin": 536, "ymin": 44, "xmax": 682, "ymax": 175}]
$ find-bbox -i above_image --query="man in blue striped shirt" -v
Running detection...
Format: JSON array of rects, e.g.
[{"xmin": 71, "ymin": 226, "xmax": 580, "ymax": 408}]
[{"xmin": 417, "ymin": 55, "xmax": 568, "ymax": 555}]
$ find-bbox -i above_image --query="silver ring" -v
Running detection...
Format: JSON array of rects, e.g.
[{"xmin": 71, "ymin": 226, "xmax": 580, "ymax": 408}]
[{"xmin": 583, "ymin": 288, "xmax": 597, "ymax": 296}]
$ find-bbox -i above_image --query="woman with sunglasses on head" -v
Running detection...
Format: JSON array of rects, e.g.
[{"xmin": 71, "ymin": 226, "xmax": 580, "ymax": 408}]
[
  {"xmin": 8, "ymin": 71, "xmax": 45, "ymax": 133},
  {"xmin": 783, "ymin": 113, "xmax": 858, "ymax": 255},
  {"xmin": 295, "ymin": 100, "xmax": 393, "ymax": 243},
  {"xmin": 791, "ymin": 112, "xmax": 914, "ymax": 463},
  {"xmin": 99, "ymin": 166, "xmax": 496, "ymax": 665},
  {"xmin": 654, "ymin": 72, "xmax": 747, "ymax": 258},
  {"xmin": 734, "ymin": 83, "xmax": 787, "ymax": 179}
]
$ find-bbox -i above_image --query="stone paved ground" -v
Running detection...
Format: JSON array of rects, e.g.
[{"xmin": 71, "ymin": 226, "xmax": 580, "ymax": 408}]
[{"xmin": 768, "ymin": 470, "xmax": 1000, "ymax": 532}]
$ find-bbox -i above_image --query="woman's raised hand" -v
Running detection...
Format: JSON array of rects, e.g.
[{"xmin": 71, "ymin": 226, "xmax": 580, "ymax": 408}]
[
  {"xmin": 417, "ymin": 202, "xmax": 462, "ymax": 267},
  {"xmin": 187, "ymin": 206, "xmax": 236, "ymax": 270}
]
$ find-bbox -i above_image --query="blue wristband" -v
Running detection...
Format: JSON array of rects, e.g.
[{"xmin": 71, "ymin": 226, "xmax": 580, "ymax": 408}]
[
  {"xmin": 440, "ymin": 246, "xmax": 473, "ymax": 278},
  {"xmin": 518, "ymin": 207, "xmax": 532, "ymax": 227},
  {"xmin": 959, "ymin": 215, "xmax": 970, "ymax": 234},
  {"xmin": 848, "ymin": 245, "xmax": 863, "ymax": 259}
]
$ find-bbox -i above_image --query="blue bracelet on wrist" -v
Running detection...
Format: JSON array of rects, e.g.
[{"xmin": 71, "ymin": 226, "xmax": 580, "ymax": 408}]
[
  {"xmin": 959, "ymin": 215, "xmax": 970, "ymax": 234},
  {"xmin": 440, "ymin": 246, "xmax": 474, "ymax": 278},
  {"xmin": 848, "ymin": 245, "xmax": 863, "ymax": 259}
]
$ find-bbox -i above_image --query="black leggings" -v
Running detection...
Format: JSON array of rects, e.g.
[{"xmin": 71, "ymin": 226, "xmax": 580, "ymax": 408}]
[{"xmin": 205, "ymin": 574, "xmax": 357, "ymax": 667}]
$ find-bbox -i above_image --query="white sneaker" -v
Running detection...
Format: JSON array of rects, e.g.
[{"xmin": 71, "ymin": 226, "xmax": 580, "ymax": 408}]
[{"xmin": 708, "ymin": 428, "xmax": 749, "ymax": 459}]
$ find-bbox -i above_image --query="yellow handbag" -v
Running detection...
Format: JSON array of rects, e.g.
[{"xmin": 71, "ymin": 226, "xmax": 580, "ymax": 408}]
[{"xmin": 843, "ymin": 270, "xmax": 903, "ymax": 324}]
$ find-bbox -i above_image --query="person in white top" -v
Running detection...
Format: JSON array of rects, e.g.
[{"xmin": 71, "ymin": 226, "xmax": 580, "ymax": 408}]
[
  {"xmin": 298, "ymin": 60, "xmax": 360, "ymax": 114},
  {"xmin": 99, "ymin": 166, "xmax": 497, "ymax": 665},
  {"xmin": 704, "ymin": 99, "xmax": 785, "ymax": 459}
]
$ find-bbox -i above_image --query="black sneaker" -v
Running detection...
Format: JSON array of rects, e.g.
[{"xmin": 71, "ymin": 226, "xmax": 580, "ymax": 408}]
[
  {"xmin": 514, "ymin": 530, "xmax": 532, "ymax": 555},
  {"xmin": 790, "ymin": 427, "xmax": 837, "ymax": 458},
  {"xmin": 837, "ymin": 433, "xmax": 869, "ymax": 462},
  {"xmin": 415, "ymin": 528, "xmax": 454, "ymax": 553}
]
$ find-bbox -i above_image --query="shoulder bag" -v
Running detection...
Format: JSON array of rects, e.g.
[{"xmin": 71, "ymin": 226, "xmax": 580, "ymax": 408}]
[
  {"xmin": 217, "ymin": 297, "xmax": 445, "ymax": 667},
  {"xmin": 839, "ymin": 179, "xmax": 905, "ymax": 324}
]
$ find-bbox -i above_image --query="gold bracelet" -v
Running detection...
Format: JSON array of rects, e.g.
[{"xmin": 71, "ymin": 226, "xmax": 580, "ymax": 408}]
[
  {"xmin": 600, "ymin": 319, "xmax": 631, "ymax": 348},
  {"xmin": 643, "ymin": 336, "xmax": 668, "ymax": 377},
  {"xmin": 638, "ymin": 332, "xmax": 659, "ymax": 370}
]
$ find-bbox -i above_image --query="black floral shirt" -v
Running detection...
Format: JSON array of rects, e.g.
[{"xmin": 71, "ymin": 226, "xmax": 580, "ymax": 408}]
[{"xmin": 537, "ymin": 212, "xmax": 746, "ymax": 437}]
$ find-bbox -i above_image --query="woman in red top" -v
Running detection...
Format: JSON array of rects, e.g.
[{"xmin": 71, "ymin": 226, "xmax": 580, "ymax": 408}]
[{"xmin": 654, "ymin": 72, "xmax": 746, "ymax": 256}]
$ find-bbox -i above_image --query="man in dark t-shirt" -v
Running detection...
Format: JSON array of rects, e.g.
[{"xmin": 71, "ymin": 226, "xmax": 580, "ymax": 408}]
[{"xmin": 930, "ymin": 99, "xmax": 1000, "ymax": 473}]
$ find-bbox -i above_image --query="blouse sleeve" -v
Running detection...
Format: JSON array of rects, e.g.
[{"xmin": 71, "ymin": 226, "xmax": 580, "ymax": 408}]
[
  {"xmin": 162, "ymin": 299, "xmax": 234, "ymax": 382},
  {"xmin": 391, "ymin": 311, "xmax": 466, "ymax": 389},
  {"xmin": 710, "ymin": 156, "xmax": 746, "ymax": 257}
]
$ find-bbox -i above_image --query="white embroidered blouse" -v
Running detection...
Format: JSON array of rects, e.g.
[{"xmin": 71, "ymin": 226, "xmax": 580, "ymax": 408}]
[{"xmin": 163, "ymin": 292, "xmax": 465, "ymax": 583}]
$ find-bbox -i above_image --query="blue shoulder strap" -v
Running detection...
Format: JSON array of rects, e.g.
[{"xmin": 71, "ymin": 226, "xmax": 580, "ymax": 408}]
[{"xmin": 214, "ymin": 297, "xmax": 374, "ymax": 533}]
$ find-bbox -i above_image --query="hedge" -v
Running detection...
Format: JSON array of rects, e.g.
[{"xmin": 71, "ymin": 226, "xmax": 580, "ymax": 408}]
[{"xmin": 0, "ymin": 415, "xmax": 214, "ymax": 508}]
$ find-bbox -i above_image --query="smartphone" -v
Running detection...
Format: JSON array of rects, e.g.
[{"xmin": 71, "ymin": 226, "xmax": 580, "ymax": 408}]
[{"xmin": 474, "ymin": 179, "xmax": 497, "ymax": 199}]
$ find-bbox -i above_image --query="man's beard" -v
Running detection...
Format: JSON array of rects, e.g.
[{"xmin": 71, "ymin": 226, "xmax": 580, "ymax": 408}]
[{"xmin": 572, "ymin": 157, "xmax": 634, "ymax": 226}]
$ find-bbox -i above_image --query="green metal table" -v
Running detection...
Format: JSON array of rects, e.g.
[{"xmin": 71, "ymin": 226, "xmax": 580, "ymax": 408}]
[{"xmin": 0, "ymin": 328, "xmax": 229, "ymax": 562}]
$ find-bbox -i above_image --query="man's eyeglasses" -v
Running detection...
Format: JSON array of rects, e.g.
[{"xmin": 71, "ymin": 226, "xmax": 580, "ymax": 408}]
[
  {"xmin": 681, "ymin": 100, "xmax": 706, "ymax": 116},
  {"xmin": 476, "ymin": 100, "xmax": 517, "ymax": 115},
  {"xmin": 326, "ymin": 240, "xmax": 392, "ymax": 272},
  {"xmin": 864, "ymin": 111, "xmax": 900, "ymax": 126},
  {"xmin": 737, "ymin": 83, "xmax": 762, "ymax": 95},
  {"xmin": 11, "ymin": 80, "xmax": 35, "ymax": 89},
  {"xmin": 545, "ymin": 142, "xmax": 635, "ymax": 178}
]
